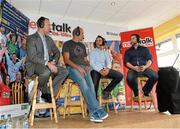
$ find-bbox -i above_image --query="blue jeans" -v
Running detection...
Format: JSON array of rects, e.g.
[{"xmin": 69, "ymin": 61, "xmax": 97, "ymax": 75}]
[{"xmin": 67, "ymin": 66, "xmax": 100, "ymax": 115}]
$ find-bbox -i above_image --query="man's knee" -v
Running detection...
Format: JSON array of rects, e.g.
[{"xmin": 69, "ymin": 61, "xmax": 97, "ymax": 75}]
[
  {"xmin": 117, "ymin": 72, "xmax": 123, "ymax": 81},
  {"xmin": 40, "ymin": 69, "xmax": 51, "ymax": 78},
  {"xmin": 127, "ymin": 71, "xmax": 136, "ymax": 83},
  {"xmin": 149, "ymin": 72, "xmax": 158, "ymax": 81},
  {"xmin": 58, "ymin": 67, "xmax": 69, "ymax": 77},
  {"xmin": 146, "ymin": 69, "xmax": 158, "ymax": 81}
]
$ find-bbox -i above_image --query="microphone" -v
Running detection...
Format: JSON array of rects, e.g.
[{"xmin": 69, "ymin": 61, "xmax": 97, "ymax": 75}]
[{"xmin": 49, "ymin": 52, "xmax": 54, "ymax": 61}]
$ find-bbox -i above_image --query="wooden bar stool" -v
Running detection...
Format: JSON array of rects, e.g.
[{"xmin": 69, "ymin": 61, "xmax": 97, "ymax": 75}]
[
  {"xmin": 11, "ymin": 82, "xmax": 24, "ymax": 104},
  {"xmin": 61, "ymin": 79, "xmax": 87, "ymax": 119},
  {"xmin": 131, "ymin": 77, "xmax": 156, "ymax": 111},
  {"xmin": 29, "ymin": 76, "xmax": 58, "ymax": 126},
  {"xmin": 99, "ymin": 78, "xmax": 117, "ymax": 113}
]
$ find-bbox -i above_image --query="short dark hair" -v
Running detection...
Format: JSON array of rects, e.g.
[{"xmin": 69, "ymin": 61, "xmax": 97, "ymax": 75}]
[
  {"xmin": 37, "ymin": 16, "xmax": 49, "ymax": 28},
  {"xmin": 94, "ymin": 35, "xmax": 106, "ymax": 48},
  {"xmin": 130, "ymin": 34, "xmax": 141, "ymax": 43}
]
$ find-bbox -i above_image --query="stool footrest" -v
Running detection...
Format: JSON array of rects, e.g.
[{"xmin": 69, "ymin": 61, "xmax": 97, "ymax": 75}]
[
  {"xmin": 66, "ymin": 101, "xmax": 82, "ymax": 106},
  {"xmin": 100, "ymin": 99, "xmax": 114, "ymax": 103},
  {"xmin": 34, "ymin": 103, "xmax": 55, "ymax": 109}
]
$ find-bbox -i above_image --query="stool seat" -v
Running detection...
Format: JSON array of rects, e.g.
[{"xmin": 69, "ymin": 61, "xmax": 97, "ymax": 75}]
[{"xmin": 29, "ymin": 76, "xmax": 58, "ymax": 126}]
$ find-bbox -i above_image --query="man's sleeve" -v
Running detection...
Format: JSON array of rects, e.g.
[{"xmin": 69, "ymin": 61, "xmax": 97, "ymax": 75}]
[
  {"xmin": 26, "ymin": 36, "xmax": 46, "ymax": 65},
  {"xmin": 89, "ymin": 50, "xmax": 102, "ymax": 72},
  {"xmin": 124, "ymin": 50, "xmax": 130, "ymax": 65},
  {"xmin": 105, "ymin": 51, "xmax": 112, "ymax": 69},
  {"xmin": 49, "ymin": 37, "xmax": 60, "ymax": 63},
  {"xmin": 62, "ymin": 42, "xmax": 69, "ymax": 53},
  {"xmin": 83, "ymin": 44, "xmax": 87, "ymax": 57},
  {"xmin": 145, "ymin": 48, "xmax": 152, "ymax": 61}
]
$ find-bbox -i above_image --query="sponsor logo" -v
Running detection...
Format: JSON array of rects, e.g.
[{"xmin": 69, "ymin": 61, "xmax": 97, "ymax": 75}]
[
  {"xmin": 140, "ymin": 37, "xmax": 153, "ymax": 46},
  {"xmin": 52, "ymin": 22, "xmax": 71, "ymax": 33},
  {"xmin": 122, "ymin": 37, "xmax": 154, "ymax": 48},
  {"xmin": 106, "ymin": 31, "xmax": 119, "ymax": 36},
  {"xmin": 29, "ymin": 20, "xmax": 72, "ymax": 37}
]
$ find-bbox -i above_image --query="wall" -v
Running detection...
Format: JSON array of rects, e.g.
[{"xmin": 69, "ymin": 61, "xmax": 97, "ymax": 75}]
[
  {"xmin": 154, "ymin": 15, "xmax": 180, "ymax": 44},
  {"xmin": 154, "ymin": 15, "xmax": 180, "ymax": 67}
]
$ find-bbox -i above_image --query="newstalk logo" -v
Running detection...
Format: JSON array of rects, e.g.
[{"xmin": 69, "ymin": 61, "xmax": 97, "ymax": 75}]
[
  {"xmin": 122, "ymin": 37, "xmax": 154, "ymax": 48},
  {"xmin": 139, "ymin": 37, "xmax": 153, "ymax": 47},
  {"xmin": 29, "ymin": 20, "xmax": 72, "ymax": 37}
]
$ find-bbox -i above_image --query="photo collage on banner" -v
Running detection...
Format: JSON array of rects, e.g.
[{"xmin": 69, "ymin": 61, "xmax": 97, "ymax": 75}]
[
  {"xmin": 120, "ymin": 27, "xmax": 158, "ymax": 107},
  {"xmin": 0, "ymin": 0, "xmax": 29, "ymax": 107}
]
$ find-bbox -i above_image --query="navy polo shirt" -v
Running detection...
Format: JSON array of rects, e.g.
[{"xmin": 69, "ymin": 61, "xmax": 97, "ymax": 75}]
[{"xmin": 124, "ymin": 45, "xmax": 152, "ymax": 66}]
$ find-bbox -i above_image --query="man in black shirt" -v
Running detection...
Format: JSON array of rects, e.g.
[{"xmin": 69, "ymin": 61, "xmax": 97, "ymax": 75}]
[
  {"xmin": 124, "ymin": 34, "xmax": 158, "ymax": 97},
  {"xmin": 62, "ymin": 26, "xmax": 108, "ymax": 123}
]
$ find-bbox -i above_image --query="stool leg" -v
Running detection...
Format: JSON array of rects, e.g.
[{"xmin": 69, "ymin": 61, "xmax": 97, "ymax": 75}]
[
  {"xmin": 80, "ymin": 91, "xmax": 85, "ymax": 118},
  {"xmin": 131, "ymin": 99, "xmax": 134, "ymax": 111},
  {"xmin": 29, "ymin": 78, "xmax": 38, "ymax": 126},
  {"xmin": 84, "ymin": 104, "xmax": 87, "ymax": 116},
  {"xmin": 50, "ymin": 109, "xmax": 53, "ymax": 120},
  {"xmin": 63, "ymin": 97, "xmax": 67, "ymax": 119},
  {"xmin": 30, "ymin": 90, "xmax": 37, "ymax": 126},
  {"xmin": 144, "ymin": 100, "xmax": 147, "ymax": 109},
  {"xmin": 99, "ymin": 96, "xmax": 102, "ymax": 108},
  {"xmin": 138, "ymin": 78, "xmax": 142, "ymax": 111},
  {"xmin": 151, "ymin": 93, "xmax": 158, "ymax": 111},
  {"xmin": 131, "ymin": 92, "xmax": 134, "ymax": 111},
  {"xmin": 63, "ymin": 96, "xmax": 67, "ymax": 119},
  {"xmin": 64, "ymin": 81, "xmax": 72, "ymax": 118},
  {"xmin": 67, "ymin": 83, "xmax": 73, "ymax": 117},
  {"xmin": 113, "ymin": 101, "xmax": 117, "ymax": 113},
  {"xmin": 83, "ymin": 99, "xmax": 88, "ymax": 116},
  {"xmin": 63, "ymin": 83, "xmax": 69, "ymax": 119},
  {"xmin": 30, "ymin": 96, "xmax": 36, "ymax": 126},
  {"xmin": 67, "ymin": 107, "xmax": 70, "ymax": 117},
  {"xmin": 49, "ymin": 77, "xmax": 58, "ymax": 123},
  {"xmin": 138, "ymin": 97, "xmax": 142, "ymax": 111},
  {"xmin": 113, "ymin": 98, "xmax": 117, "ymax": 113},
  {"xmin": 106, "ymin": 103, "xmax": 109, "ymax": 112}
]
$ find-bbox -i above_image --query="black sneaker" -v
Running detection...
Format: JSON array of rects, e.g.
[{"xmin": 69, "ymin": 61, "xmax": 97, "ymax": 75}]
[{"xmin": 41, "ymin": 93, "xmax": 52, "ymax": 103}]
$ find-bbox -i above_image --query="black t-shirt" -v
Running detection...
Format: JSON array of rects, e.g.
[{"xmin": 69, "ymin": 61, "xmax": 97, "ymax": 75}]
[
  {"xmin": 124, "ymin": 45, "xmax": 152, "ymax": 66},
  {"xmin": 62, "ymin": 40, "xmax": 87, "ymax": 66}
]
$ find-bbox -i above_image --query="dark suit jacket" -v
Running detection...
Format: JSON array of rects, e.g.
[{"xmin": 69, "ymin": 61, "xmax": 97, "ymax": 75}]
[{"xmin": 25, "ymin": 32, "xmax": 60, "ymax": 77}]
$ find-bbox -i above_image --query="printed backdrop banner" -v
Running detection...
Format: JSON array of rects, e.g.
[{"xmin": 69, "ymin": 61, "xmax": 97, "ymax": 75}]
[
  {"xmin": 28, "ymin": 14, "xmax": 127, "ymax": 42},
  {"xmin": 120, "ymin": 27, "xmax": 158, "ymax": 106}
]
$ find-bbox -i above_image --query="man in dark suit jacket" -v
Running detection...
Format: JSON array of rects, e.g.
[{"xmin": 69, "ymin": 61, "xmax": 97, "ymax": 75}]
[{"xmin": 25, "ymin": 17, "xmax": 68, "ymax": 102}]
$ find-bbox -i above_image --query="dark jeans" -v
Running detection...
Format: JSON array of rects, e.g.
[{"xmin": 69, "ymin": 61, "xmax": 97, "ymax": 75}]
[
  {"xmin": 127, "ymin": 68, "xmax": 158, "ymax": 96},
  {"xmin": 91, "ymin": 69, "xmax": 123, "ymax": 98}
]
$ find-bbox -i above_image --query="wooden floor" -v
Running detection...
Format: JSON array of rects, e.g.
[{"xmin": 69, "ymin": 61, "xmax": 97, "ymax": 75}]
[{"xmin": 30, "ymin": 110, "xmax": 180, "ymax": 128}]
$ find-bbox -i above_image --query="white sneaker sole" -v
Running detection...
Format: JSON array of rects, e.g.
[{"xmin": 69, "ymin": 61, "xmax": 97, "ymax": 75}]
[
  {"xmin": 101, "ymin": 113, "xmax": 109, "ymax": 120},
  {"xmin": 90, "ymin": 118, "xmax": 103, "ymax": 123}
]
